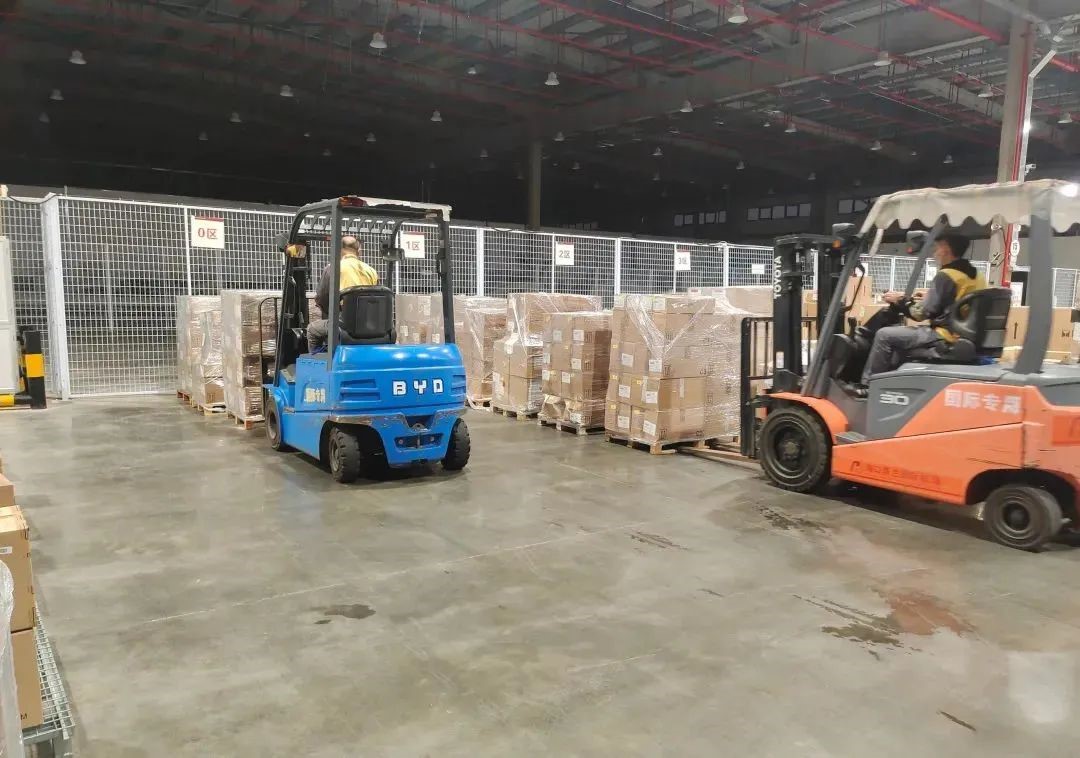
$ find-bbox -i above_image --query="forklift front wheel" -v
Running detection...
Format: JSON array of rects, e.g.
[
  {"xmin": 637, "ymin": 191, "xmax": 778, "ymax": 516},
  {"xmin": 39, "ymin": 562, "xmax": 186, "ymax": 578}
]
[
  {"xmin": 758, "ymin": 405, "xmax": 832, "ymax": 493},
  {"xmin": 442, "ymin": 419, "xmax": 471, "ymax": 471},
  {"xmin": 265, "ymin": 395, "xmax": 291, "ymax": 453},
  {"xmin": 984, "ymin": 484, "xmax": 1063, "ymax": 552},
  {"xmin": 328, "ymin": 428, "xmax": 363, "ymax": 484}
]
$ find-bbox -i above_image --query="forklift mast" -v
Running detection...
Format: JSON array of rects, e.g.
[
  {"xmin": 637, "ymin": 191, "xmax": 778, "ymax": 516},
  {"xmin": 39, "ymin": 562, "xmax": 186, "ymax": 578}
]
[
  {"xmin": 770, "ymin": 232, "xmax": 852, "ymax": 392},
  {"xmin": 272, "ymin": 241, "xmax": 311, "ymax": 382}
]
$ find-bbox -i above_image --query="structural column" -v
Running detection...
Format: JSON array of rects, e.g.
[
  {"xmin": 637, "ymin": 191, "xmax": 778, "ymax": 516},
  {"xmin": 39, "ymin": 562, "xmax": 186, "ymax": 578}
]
[
  {"xmin": 527, "ymin": 139, "xmax": 542, "ymax": 230},
  {"xmin": 989, "ymin": 11, "xmax": 1034, "ymax": 286}
]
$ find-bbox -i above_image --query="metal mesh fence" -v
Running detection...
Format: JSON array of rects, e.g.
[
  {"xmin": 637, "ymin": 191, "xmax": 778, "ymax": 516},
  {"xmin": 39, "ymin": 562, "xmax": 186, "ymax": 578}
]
[{"xmin": 5, "ymin": 192, "xmax": 1080, "ymax": 397}]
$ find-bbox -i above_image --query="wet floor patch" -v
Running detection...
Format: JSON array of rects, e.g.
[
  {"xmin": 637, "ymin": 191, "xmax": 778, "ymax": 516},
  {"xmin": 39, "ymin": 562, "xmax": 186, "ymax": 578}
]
[
  {"xmin": 629, "ymin": 531, "xmax": 687, "ymax": 550},
  {"xmin": 321, "ymin": 603, "xmax": 376, "ymax": 620},
  {"xmin": 796, "ymin": 589, "xmax": 973, "ymax": 659},
  {"xmin": 757, "ymin": 505, "xmax": 824, "ymax": 533}
]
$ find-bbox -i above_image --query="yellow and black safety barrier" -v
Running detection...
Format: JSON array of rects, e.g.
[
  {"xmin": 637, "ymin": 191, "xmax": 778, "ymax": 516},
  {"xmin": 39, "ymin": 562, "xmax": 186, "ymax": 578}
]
[{"xmin": 8, "ymin": 330, "xmax": 46, "ymax": 410}]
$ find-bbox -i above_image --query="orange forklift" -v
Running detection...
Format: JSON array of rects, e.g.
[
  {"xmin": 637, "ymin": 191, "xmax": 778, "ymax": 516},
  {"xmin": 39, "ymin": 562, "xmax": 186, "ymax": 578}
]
[{"xmin": 751, "ymin": 180, "xmax": 1080, "ymax": 550}]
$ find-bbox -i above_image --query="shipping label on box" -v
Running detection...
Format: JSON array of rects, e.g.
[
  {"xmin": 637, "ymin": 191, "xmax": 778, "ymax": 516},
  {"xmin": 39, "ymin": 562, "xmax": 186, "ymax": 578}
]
[
  {"xmin": 634, "ymin": 407, "xmax": 706, "ymax": 444},
  {"xmin": 638, "ymin": 377, "xmax": 706, "ymax": 411}
]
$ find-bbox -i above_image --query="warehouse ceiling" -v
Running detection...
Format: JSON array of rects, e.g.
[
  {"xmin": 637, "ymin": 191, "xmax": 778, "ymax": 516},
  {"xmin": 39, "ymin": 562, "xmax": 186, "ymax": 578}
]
[{"xmin": 3, "ymin": 0, "xmax": 1080, "ymax": 214}]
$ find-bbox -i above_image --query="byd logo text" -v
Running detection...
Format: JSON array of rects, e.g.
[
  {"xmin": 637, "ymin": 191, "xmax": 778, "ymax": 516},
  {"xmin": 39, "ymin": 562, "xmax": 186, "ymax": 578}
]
[{"xmin": 392, "ymin": 379, "xmax": 444, "ymax": 396}]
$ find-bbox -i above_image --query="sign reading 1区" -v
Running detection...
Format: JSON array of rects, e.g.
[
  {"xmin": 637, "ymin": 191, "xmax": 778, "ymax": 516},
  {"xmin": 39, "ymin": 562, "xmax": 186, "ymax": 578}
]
[
  {"xmin": 190, "ymin": 216, "xmax": 225, "ymax": 250},
  {"xmin": 400, "ymin": 232, "xmax": 426, "ymax": 259}
]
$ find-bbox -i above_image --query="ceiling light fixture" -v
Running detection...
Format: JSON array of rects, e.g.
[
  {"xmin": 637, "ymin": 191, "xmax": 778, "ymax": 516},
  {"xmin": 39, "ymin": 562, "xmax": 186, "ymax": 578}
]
[
  {"xmin": 429, "ymin": 161, "xmax": 437, "ymax": 169},
  {"xmin": 431, "ymin": 110, "xmax": 442, "ymax": 123},
  {"xmin": 38, "ymin": 112, "xmax": 50, "ymax": 124},
  {"xmin": 480, "ymin": 147, "xmax": 489, "ymax": 158},
  {"xmin": 736, "ymin": 160, "xmax": 745, "ymax": 170},
  {"xmin": 280, "ymin": 84, "xmax": 294, "ymax": 98},
  {"xmin": 545, "ymin": 71, "xmax": 560, "ymax": 86},
  {"xmin": 680, "ymin": 99, "xmax": 693, "ymax": 113},
  {"xmin": 370, "ymin": 32, "xmax": 388, "ymax": 50},
  {"xmin": 303, "ymin": 131, "xmax": 311, "ymax": 138},
  {"xmin": 728, "ymin": 3, "xmax": 748, "ymax": 24},
  {"xmin": 467, "ymin": 65, "xmax": 478, "ymax": 76},
  {"xmin": 871, "ymin": 139, "xmax": 883, "ymax": 151},
  {"xmin": 853, "ymin": 178, "xmax": 862, "ymax": 187},
  {"xmin": 652, "ymin": 172, "xmax": 661, "ymax": 181},
  {"xmin": 653, "ymin": 147, "xmax": 663, "ymax": 157},
  {"xmin": 874, "ymin": 50, "xmax": 891, "ymax": 67},
  {"xmin": 68, "ymin": 49, "xmax": 86, "ymax": 65},
  {"xmin": 50, "ymin": 89, "xmax": 63, "ymax": 102},
  {"xmin": 785, "ymin": 122, "xmax": 797, "ymax": 134},
  {"xmin": 978, "ymin": 84, "xmax": 994, "ymax": 99},
  {"xmin": 808, "ymin": 171, "xmax": 816, "ymax": 181},
  {"xmin": 366, "ymin": 133, "xmax": 376, "ymax": 143},
  {"xmin": 323, "ymin": 148, "xmax": 332, "ymax": 157},
  {"xmin": 198, "ymin": 131, "xmax": 208, "ymax": 141},
  {"xmin": 229, "ymin": 111, "xmax": 242, "ymax": 124},
  {"xmin": 572, "ymin": 161, "xmax": 581, "ymax": 171},
  {"xmin": 1058, "ymin": 111, "xmax": 1073, "ymax": 125},
  {"xmin": 763, "ymin": 120, "xmax": 771, "ymax": 128},
  {"xmin": 554, "ymin": 131, "xmax": 565, "ymax": 142},
  {"xmin": 943, "ymin": 153, "xmax": 954, "ymax": 164}
]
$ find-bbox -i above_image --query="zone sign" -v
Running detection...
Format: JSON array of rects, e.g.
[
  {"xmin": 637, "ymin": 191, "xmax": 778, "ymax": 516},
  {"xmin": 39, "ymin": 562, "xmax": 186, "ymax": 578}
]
[{"xmin": 191, "ymin": 216, "xmax": 225, "ymax": 250}]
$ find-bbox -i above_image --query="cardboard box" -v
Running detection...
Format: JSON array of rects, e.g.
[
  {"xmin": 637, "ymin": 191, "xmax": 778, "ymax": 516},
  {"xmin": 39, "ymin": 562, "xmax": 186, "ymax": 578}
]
[
  {"xmin": 629, "ymin": 375, "xmax": 707, "ymax": 410},
  {"xmin": 646, "ymin": 294, "xmax": 715, "ymax": 315},
  {"xmin": 11, "ymin": 629, "xmax": 42, "ymax": 729},
  {"xmin": 638, "ymin": 343, "xmax": 708, "ymax": 379},
  {"xmin": 569, "ymin": 343, "xmax": 610, "ymax": 373},
  {"xmin": 632, "ymin": 407, "xmax": 706, "ymax": 444},
  {"xmin": 553, "ymin": 371, "xmax": 607, "ymax": 401},
  {"xmin": 606, "ymin": 372, "xmax": 621, "ymax": 402},
  {"xmin": 493, "ymin": 336, "xmax": 543, "ymax": 379},
  {"xmin": 0, "ymin": 477, "xmax": 12, "ymax": 509},
  {"xmin": 616, "ymin": 402, "xmax": 633, "ymax": 434},
  {"xmin": 508, "ymin": 293, "xmax": 603, "ymax": 338},
  {"xmin": 466, "ymin": 360, "xmax": 492, "ymax": 401},
  {"xmin": 1050, "ymin": 308, "xmax": 1078, "ymax": 353},
  {"xmin": 547, "ymin": 342, "xmax": 573, "ymax": 372},
  {"xmin": 506, "ymin": 375, "xmax": 542, "ymax": 412},
  {"xmin": 604, "ymin": 400, "xmax": 619, "ymax": 431},
  {"xmin": 0, "ymin": 508, "xmax": 34, "ymax": 632}
]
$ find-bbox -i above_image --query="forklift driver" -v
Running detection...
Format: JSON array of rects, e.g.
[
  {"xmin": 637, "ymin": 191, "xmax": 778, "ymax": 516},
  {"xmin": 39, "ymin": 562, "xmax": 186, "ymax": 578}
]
[
  {"xmin": 860, "ymin": 234, "xmax": 985, "ymax": 387},
  {"xmin": 307, "ymin": 236, "xmax": 380, "ymax": 350}
]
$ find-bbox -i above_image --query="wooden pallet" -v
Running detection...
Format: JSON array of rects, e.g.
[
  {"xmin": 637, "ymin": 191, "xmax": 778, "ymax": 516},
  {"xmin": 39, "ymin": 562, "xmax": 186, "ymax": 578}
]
[
  {"xmin": 537, "ymin": 416, "xmax": 604, "ymax": 436},
  {"xmin": 606, "ymin": 434, "xmax": 711, "ymax": 456},
  {"xmin": 492, "ymin": 406, "xmax": 539, "ymax": 421},
  {"xmin": 467, "ymin": 398, "xmax": 492, "ymax": 412},
  {"xmin": 176, "ymin": 390, "xmax": 191, "ymax": 403},
  {"xmin": 198, "ymin": 403, "xmax": 227, "ymax": 417},
  {"xmin": 225, "ymin": 410, "xmax": 263, "ymax": 430}
]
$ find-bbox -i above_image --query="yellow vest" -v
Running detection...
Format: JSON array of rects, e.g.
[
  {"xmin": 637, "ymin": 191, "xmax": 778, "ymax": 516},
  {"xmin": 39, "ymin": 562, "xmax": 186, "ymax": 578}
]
[
  {"xmin": 340, "ymin": 255, "xmax": 379, "ymax": 290},
  {"xmin": 935, "ymin": 267, "xmax": 986, "ymax": 341}
]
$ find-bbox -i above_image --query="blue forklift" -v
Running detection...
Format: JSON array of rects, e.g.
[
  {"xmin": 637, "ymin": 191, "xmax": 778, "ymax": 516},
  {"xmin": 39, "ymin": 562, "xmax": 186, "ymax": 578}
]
[{"xmin": 263, "ymin": 195, "xmax": 470, "ymax": 482}]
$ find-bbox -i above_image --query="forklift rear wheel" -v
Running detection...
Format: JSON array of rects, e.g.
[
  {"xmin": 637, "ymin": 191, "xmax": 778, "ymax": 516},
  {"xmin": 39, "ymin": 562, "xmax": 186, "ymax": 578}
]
[
  {"xmin": 265, "ymin": 396, "xmax": 291, "ymax": 452},
  {"xmin": 442, "ymin": 419, "xmax": 471, "ymax": 471},
  {"xmin": 984, "ymin": 484, "xmax": 1063, "ymax": 551},
  {"xmin": 328, "ymin": 428, "xmax": 363, "ymax": 483},
  {"xmin": 758, "ymin": 406, "xmax": 832, "ymax": 493}
]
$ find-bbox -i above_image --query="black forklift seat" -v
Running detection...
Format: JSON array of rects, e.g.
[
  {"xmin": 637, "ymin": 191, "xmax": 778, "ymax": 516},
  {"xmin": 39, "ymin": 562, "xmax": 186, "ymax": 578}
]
[
  {"xmin": 338, "ymin": 285, "xmax": 396, "ymax": 345},
  {"xmin": 907, "ymin": 287, "xmax": 1012, "ymax": 364}
]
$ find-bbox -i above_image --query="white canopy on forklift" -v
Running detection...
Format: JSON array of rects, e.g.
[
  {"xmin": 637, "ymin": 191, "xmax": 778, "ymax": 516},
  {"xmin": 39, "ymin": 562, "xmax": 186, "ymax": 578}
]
[{"xmin": 859, "ymin": 179, "xmax": 1080, "ymax": 247}]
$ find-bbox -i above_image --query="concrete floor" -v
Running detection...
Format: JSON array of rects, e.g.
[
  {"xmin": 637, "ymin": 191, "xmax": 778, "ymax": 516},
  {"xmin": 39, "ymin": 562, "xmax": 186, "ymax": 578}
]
[{"xmin": 3, "ymin": 397, "xmax": 1080, "ymax": 756}]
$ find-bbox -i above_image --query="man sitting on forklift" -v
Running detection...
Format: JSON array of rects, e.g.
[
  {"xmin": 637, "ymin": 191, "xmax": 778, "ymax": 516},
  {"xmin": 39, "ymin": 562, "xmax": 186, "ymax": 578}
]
[
  {"xmin": 860, "ymin": 233, "xmax": 985, "ymax": 388},
  {"xmin": 307, "ymin": 235, "xmax": 380, "ymax": 350}
]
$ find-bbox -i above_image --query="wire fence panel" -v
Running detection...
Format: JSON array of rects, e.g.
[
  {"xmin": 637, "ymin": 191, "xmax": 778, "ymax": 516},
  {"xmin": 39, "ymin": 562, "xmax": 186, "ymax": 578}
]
[
  {"xmin": 621, "ymin": 240, "xmax": 674, "ymax": 294},
  {"xmin": 1053, "ymin": 268, "xmax": 1077, "ymax": 308},
  {"xmin": 189, "ymin": 208, "xmax": 291, "ymax": 295},
  {"xmin": 0, "ymin": 200, "xmax": 50, "ymax": 390},
  {"xmin": 673, "ymin": 243, "xmax": 727, "ymax": 292},
  {"xmin": 482, "ymin": 230, "xmax": 552, "ymax": 297},
  {"xmin": 449, "ymin": 226, "xmax": 478, "ymax": 297},
  {"xmin": 552, "ymin": 234, "xmax": 615, "ymax": 306},
  {"xmin": 727, "ymin": 244, "xmax": 774, "ymax": 287},
  {"xmin": 58, "ymin": 200, "xmax": 188, "ymax": 395}
]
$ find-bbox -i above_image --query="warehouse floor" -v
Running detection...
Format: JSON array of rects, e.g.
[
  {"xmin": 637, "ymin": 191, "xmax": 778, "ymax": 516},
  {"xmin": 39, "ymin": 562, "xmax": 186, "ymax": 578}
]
[{"xmin": 3, "ymin": 397, "xmax": 1080, "ymax": 756}]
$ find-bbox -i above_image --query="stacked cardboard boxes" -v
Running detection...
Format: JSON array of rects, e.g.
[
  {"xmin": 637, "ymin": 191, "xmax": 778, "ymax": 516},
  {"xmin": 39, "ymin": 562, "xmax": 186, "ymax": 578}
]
[
  {"xmin": 605, "ymin": 293, "xmax": 749, "ymax": 446},
  {"xmin": 175, "ymin": 295, "xmax": 221, "ymax": 399},
  {"xmin": 190, "ymin": 309, "xmax": 224, "ymax": 408},
  {"xmin": 396, "ymin": 294, "xmax": 436, "ymax": 345},
  {"xmin": 456, "ymin": 298, "xmax": 509, "ymax": 404},
  {"xmin": 0, "ymin": 475, "xmax": 42, "ymax": 730},
  {"xmin": 492, "ymin": 293, "xmax": 603, "ymax": 414},
  {"xmin": 1002, "ymin": 305, "xmax": 1080, "ymax": 364},
  {"xmin": 540, "ymin": 311, "xmax": 612, "ymax": 429},
  {"xmin": 222, "ymin": 290, "xmax": 278, "ymax": 421}
]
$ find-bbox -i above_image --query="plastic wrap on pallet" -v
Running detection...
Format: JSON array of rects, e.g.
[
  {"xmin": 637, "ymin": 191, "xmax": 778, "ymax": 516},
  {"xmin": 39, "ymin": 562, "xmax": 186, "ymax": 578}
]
[
  {"xmin": 687, "ymin": 286, "xmax": 773, "ymax": 316},
  {"xmin": 430, "ymin": 294, "xmax": 507, "ymax": 346},
  {"xmin": 191, "ymin": 309, "xmax": 225, "ymax": 407},
  {"xmin": 508, "ymin": 292, "xmax": 602, "ymax": 341},
  {"xmin": 539, "ymin": 310, "xmax": 611, "ymax": 428},
  {"xmin": 491, "ymin": 331, "xmax": 544, "ymax": 413},
  {"xmin": 460, "ymin": 301, "xmax": 508, "ymax": 404},
  {"xmin": 222, "ymin": 289, "xmax": 277, "ymax": 421},
  {"xmin": 0, "ymin": 563, "xmax": 21, "ymax": 757},
  {"xmin": 605, "ymin": 293, "xmax": 748, "ymax": 445},
  {"xmin": 175, "ymin": 295, "xmax": 220, "ymax": 395}
]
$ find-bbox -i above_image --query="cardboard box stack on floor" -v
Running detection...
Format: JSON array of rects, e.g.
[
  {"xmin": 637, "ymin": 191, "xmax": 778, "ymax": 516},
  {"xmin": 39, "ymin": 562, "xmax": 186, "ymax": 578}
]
[
  {"xmin": 222, "ymin": 289, "xmax": 278, "ymax": 421},
  {"xmin": 190, "ymin": 309, "xmax": 224, "ymax": 408},
  {"xmin": 492, "ymin": 293, "xmax": 602, "ymax": 414},
  {"xmin": 395, "ymin": 294, "xmax": 435, "ymax": 345},
  {"xmin": 802, "ymin": 275, "xmax": 879, "ymax": 323},
  {"xmin": 455, "ymin": 298, "xmax": 509, "ymax": 404},
  {"xmin": 540, "ymin": 311, "xmax": 612, "ymax": 429},
  {"xmin": 0, "ymin": 475, "xmax": 42, "ymax": 730},
  {"xmin": 1002, "ymin": 305, "xmax": 1080, "ymax": 364},
  {"xmin": 605, "ymin": 293, "xmax": 751, "ymax": 446},
  {"xmin": 175, "ymin": 295, "xmax": 221, "ymax": 399}
]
